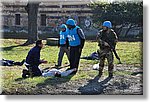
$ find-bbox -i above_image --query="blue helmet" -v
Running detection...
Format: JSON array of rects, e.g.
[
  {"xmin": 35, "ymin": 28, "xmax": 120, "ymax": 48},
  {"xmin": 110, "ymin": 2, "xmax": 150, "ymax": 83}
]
[
  {"xmin": 102, "ymin": 21, "xmax": 112, "ymax": 28},
  {"xmin": 66, "ymin": 19, "xmax": 76, "ymax": 26},
  {"xmin": 60, "ymin": 24, "xmax": 67, "ymax": 29}
]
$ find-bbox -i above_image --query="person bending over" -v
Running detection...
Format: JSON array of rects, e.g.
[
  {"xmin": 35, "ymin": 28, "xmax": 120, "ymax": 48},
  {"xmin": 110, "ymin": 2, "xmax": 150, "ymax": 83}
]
[{"xmin": 22, "ymin": 40, "xmax": 47, "ymax": 78}]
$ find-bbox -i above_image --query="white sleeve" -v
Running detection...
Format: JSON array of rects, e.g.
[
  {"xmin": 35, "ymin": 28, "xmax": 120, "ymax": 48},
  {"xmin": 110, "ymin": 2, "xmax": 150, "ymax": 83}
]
[
  {"xmin": 61, "ymin": 69, "xmax": 75, "ymax": 76},
  {"xmin": 42, "ymin": 71, "xmax": 55, "ymax": 77},
  {"xmin": 77, "ymin": 28, "xmax": 85, "ymax": 39},
  {"xmin": 42, "ymin": 69, "xmax": 59, "ymax": 77}
]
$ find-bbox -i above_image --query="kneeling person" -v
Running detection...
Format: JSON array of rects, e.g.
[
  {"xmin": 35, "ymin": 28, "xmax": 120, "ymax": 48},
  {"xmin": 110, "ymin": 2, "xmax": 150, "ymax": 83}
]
[{"xmin": 22, "ymin": 40, "xmax": 47, "ymax": 78}]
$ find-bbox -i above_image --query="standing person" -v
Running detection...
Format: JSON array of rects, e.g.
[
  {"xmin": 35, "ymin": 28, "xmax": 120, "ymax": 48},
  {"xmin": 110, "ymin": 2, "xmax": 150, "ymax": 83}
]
[
  {"xmin": 55, "ymin": 24, "xmax": 70, "ymax": 67},
  {"xmin": 66, "ymin": 19, "xmax": 85, "ymax": 74},
  {"xmin": 96, "ymin": 21, "xmax": 118, "ymax": 77},
  {"xmin": 22, "ymin": 40, "xmax": 47, "ymax": 78}
]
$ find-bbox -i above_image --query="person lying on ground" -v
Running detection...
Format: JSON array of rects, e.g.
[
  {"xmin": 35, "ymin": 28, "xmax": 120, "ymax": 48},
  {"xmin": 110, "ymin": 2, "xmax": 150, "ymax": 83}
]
[
  {"xmin": 0, "ymin": 59, "xmax": 25, "ymax": 66},
  {"xmin": 42, "ymin": 68, "xmax": 77, "ymax": 77},
  {"xmin": 81, "ymin": 52, "xmax": 99, "ymax": 60},
  {"xmin": 22, "ymin": 68, "xmax": 76, "ymax": 78}
]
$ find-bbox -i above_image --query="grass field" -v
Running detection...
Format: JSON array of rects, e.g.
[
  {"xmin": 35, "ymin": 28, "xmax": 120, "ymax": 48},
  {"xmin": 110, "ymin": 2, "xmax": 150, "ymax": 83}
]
[
  {"xmin": 1, "ymin": 39, "xmax": 142, "ymax": 65},
  {"xmin": 0, "ymin": 39, "xmax": 143, "ymax": 94}
]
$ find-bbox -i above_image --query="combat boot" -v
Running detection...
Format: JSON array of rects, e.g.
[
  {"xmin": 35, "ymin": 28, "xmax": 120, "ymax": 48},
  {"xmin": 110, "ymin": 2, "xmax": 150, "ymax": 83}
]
[
  {"xmin": 22, "ymin": 69, "xmax": 29, "ymax": 78},
  {"xmin": 108, "ymin": 64, "xmax": 114, "ymax": 77},
  {"xmin": 98, "ymin": 69, "xmax": 103, "ymax": 77},
  {"xmin": 108, "ymin": 72, "xmax": 113, "ymax": 77}
]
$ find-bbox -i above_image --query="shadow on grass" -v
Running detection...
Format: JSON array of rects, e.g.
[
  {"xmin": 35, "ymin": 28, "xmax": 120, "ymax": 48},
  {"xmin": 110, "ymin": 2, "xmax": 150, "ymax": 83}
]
[
  {"xmin": 131, "ymin": 71, "xmax": 143, "ymax": 76},
  {"xmin": 36, "ymin": 75, "xmax": 75, "ymax": 87},
  {"xmin": 15, "ymin": 77, "xmax": 26, "ymax": 81},
  {"xmin": 78, "ymin": 75, "xmax": 112, "ymax": 95},
  {"xmin": 0, "ymin": 44, "xmax": 24, "ymax": 51}
]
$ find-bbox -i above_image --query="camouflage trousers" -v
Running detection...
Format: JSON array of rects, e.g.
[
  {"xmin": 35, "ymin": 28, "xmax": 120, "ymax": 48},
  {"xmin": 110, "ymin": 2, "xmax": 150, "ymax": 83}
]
[{"xmin": 98, "ymin": 48, "xmax": 114, "ymax": 76}]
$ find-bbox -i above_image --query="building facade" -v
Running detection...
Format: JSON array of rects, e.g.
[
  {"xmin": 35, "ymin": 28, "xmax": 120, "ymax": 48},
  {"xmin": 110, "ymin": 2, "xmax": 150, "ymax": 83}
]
[
  {"xmin": 0, "ymin": 0, "xmax": 142, "ymax": 40},
  {"xmin": 1, "ymin": 0, "xmax": 97, "ymax": 36}
]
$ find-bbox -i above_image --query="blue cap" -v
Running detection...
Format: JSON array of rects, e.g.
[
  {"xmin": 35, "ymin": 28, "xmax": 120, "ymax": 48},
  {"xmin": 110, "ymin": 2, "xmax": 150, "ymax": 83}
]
[
  {"xmin": 102, "ymin": 21, "xmax": 112, "ymax": 28},
  {"xmin": 66, "ymin": 19, "xmax": 76, "ymax": 26},
  {"xmin": 60, "ymin": 24, "xmax": 67, "ymax": 29}
]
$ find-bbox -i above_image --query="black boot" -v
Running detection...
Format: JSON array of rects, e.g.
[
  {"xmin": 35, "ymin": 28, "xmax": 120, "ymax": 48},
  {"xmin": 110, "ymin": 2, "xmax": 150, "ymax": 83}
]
[
  {"xmin": 109, "ymin": 72, "xmax": 113, "ymax": 77},
  {"xmin": 20, "ymin": 59, "xmax": 25, "ymax": 66},
  {"xmin": 22, "ymin": 69, "xmax": 30, "ymax": 78},
  {"xmin": 108, "ymin": 64, "xmax": 114, "ymax": 77},
  {"xmin": 98, "ymin": 64, "xmax": 104, "ymax": 77},
  {"xmin": 22, "ymin": 69, "xmax": 27, "ymax": 78},
  {"xmin": 98, "ymin": 69, "xmax": 103, "ymax": 77}
]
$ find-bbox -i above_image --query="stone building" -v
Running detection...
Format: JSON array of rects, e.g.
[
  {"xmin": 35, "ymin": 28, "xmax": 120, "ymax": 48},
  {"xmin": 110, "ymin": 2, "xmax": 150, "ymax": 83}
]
[
  {"xmin": 1, "ymin": 0, "xmax": 98, "ymax": 37},
  {"xmin": 0, "ymin": 0, "xmax": 143, "ymax": 40}
]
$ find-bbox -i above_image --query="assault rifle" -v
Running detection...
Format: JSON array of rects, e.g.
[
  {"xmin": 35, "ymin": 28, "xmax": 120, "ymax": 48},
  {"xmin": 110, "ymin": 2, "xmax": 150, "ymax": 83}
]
[
  {"xmin": 104, "ymin": 40, "xmax": 122, "ymax": 64},
  {"xmin": 97, "ymin": 30, "xmax": 122, "ymax": 64}
]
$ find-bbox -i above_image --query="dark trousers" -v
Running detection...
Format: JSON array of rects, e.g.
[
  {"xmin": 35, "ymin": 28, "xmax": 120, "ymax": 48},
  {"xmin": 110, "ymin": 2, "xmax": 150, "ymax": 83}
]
[
  {"xmin": 26, "ymin": 65, "xmax": 42, "ymax": 77},
  {"xmin": 70, "ymin": 46, "xmax": 82, "ymax": 70},
  {"xmin": 57, "ymin": 46, "xmax": 70, "ymax": 66}
]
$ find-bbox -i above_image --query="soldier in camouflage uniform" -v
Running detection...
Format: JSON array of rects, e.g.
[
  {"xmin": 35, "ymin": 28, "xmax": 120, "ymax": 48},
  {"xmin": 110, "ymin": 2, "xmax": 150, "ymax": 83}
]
[{"xmin": 96, "ymin": 21, "xmax": 118, "ymax": 77}]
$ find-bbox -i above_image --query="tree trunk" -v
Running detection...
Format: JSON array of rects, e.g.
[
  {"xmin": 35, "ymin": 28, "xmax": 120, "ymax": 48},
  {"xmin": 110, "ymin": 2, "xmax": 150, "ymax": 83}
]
[{"xmin": 23, "ymin": 2, "xmax": 39, "ymax": 45}]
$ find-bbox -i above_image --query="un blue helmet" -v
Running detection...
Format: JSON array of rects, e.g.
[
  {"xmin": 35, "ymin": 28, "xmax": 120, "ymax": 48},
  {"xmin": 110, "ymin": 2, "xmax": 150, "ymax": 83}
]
[
  {"xmin": 102, "ymin": 21, "xmax": 112, "ymax": 28},
  {"xmin": 60, "ymin": 24, "xmax": 67, "ymax": 29},
  {"xmin": 66, "ymin": 19, "xmax": 76, "ymax": 26}
]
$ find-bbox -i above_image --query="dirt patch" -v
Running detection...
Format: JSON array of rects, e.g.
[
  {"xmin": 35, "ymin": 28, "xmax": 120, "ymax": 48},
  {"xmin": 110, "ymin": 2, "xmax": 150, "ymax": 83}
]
[{"xmin": 1, "ymin": 64, "xmax": 143, "ymax": 95}]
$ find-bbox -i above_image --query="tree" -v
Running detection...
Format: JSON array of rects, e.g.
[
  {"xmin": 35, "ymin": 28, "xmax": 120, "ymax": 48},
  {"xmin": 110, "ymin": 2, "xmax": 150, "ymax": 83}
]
[
  {"xmin": 90, "ymin": 1, "xmax": 143, "ymax": 27},
  {"xmin": 23, "ymin": 1, "xmax": 40, "ymax": 45}
]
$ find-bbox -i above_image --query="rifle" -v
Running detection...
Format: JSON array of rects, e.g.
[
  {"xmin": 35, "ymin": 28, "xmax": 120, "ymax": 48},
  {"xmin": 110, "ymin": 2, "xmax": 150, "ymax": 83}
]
[
  {"xmin": 98, "ymin": 30, "xmax": 122, "ymax": 64},
  {"xmin": 111, "ymin": 45, "xmax": 122, "ymax": 64},
  {"xmin": 105, "ymin": 41, "xmax": 122, "ymax": 64}
]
